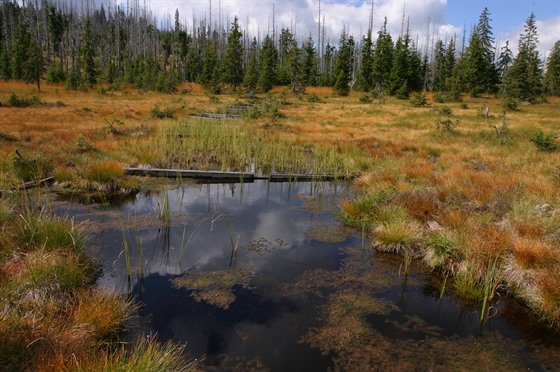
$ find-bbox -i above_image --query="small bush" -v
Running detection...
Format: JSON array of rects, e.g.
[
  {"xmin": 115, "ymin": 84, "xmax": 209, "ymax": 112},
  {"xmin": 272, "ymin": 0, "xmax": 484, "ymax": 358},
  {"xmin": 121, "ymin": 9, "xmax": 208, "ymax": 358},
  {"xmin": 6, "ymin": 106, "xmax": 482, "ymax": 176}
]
[
  {"xmin": 460, "ymin": 102, "xmax": 469, "ymax": 109},
  {"xmin": 245, "ymin": 105, "xmax": 263, "ymax": 119},
  {"xmin": 434, "ymin": 91, "xmax": 461, "ymax": 103},
  {"xmin": 307, "ymin": 92, "xmax": 322, "ymax": 103},
  {"xmin": 75, "ymin": 135, "xmax": 97, "ymax": 153},
  {"xmin": 359, "ymin": 93, "xmax": 373, "ymax": 104},
  {"xmin": 438, "ymin": 105, "xmax": 453, "ymax": 116},
  {"xmin": 436, "ymin": 118, "xmax": 460, "ymax": 133},
  {"xmin": 502, "ymin": 96, "xmax": 520, "ymax": 111},
  {"xmin": 0, "ymin": 132, "xmax": 19, "ymax": 142},
  {"xmin": 530, "ymin": 130, "xmax": 558, "ymax": 152},
  {"xmin": 410, "ymin": 92, "xmax": 428, "ymax": 107},
  {"xmin": 150, "ymin": 104, "xmax": 174, "ymax": 119},
  {"xmin": 7, "ymin": 93, "xmax": 41, "ymax": 107},
  {"xmin": 45, "ymin": 64, "xmax": 66, "ymax": 83}
]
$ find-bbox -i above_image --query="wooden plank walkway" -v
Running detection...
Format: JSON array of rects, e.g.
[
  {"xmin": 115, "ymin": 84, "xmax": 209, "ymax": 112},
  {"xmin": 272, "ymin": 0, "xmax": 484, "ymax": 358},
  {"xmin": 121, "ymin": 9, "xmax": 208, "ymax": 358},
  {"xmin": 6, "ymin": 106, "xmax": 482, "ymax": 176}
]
[
  {"xmin": 125, "ymin": 168, "xmax": 255, "ymax": 180},
  {"xmin": 125, "ymin": 168, "xmax": 343, "ymax": 182}
]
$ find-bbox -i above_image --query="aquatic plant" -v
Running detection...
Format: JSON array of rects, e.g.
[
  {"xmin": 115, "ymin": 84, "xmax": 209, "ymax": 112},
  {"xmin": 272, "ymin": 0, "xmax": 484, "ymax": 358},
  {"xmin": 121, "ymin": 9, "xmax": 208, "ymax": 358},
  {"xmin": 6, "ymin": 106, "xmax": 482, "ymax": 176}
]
[
  {"xmin": 159, "ymin": 191, "xmax": 171, "ymax": 224},
  {"xmin": 172, "ymin": 268, "xmax": 251, "ymax": 309}
]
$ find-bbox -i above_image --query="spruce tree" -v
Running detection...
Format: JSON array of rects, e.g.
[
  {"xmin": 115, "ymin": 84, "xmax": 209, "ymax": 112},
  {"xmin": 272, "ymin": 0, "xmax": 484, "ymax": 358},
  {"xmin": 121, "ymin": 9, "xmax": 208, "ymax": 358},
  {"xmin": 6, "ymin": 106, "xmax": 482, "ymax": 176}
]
[
  {"xmin": 320, "ymin": 44, "xmax": 335, "ymax": 86},
  {"xmin": 221, "ymin": 17, "xmax": 243, "ymax": 90},
  {"xmin": 442, "ymin": 37, "xmax": 457, "ymax": 91},
  {"xmin": 47, "ymin": 5, "xmax": 65, "ymax": 65},
  {"xmin": 286, "ymin": 39, "xmax": 304, "ymax": 93},
  {"xmin": 544, "ymin": 41, "xmax": 560, "ymax": 96},
  {"xmin": 277, "ymin": 29, "xmax": 295, "ymax": 85},
  {"xmin": 457, "ymin": 8, "xmax": 498, "ymax": 95},
  {"xmin": 502, "ymin": 13, "xmax": 543, "ymax": 102},
  {"xmin": 22, "ymin": 42, "xmax": 45, "ymax": 91},
  {"xmin": 371, "ymin": 18, "xmax": 393, "ymax": 92},
  {"xmin": 258, "ymin": 35, "xmax": 277, "ymax": 92},
  {"xmin": 477, "ymin": 7, "xmax": 499, "ymax": 91},
  {"xmin": 301, "ymin": 35, "xmax": 318, "ymax": 86},
  {"xmin": 333, "ymin": 28, "xmax": 354, "ymax": 96},
  {"xmin": 356, "ymin": 30, "xmax": 374, "ymax": 91},
  {"xmin": 0, "ymin": 46, "xmax": 10, "ymax": 80},
  {"xmin": 11, "ymin": 20, "xmax": 31, "ymax": 80},
  {"xmin": 80, "ymin": 18, "xmax": 97, "ymax": 86},
  {"xmin": 496, "ymin": 40, "xmax": 513, "ymax": 78},
  {"xmin": 243, "ymin": 38, "xmax": 259, "ymax": 91},
  {"xmin": 387, "ymin": 34, "xmax": 409, "ymax": 96},
  {"xmin": 201, "ymin": 41, "xmax": 219, "ymax": 87},
  {"xmin": 431, "ymin": 39, "xmax": 446, "ymax": 91}
]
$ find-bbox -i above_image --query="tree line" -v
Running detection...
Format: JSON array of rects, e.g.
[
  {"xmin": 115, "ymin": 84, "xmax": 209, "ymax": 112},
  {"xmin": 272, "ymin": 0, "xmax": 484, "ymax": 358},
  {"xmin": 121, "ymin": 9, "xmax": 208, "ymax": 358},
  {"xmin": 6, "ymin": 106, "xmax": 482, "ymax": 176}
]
[{"xmin": 0, "ymin": 1, "xmax": 558, "ymax": 101}]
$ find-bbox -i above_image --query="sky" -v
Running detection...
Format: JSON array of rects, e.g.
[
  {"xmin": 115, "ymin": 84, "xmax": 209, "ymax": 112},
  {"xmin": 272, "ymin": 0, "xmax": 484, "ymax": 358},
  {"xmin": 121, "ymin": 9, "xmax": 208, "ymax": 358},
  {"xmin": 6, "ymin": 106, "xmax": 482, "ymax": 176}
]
[{"xmin": 108, "ymin": 0, "xmax": 559, "ymax": 57}]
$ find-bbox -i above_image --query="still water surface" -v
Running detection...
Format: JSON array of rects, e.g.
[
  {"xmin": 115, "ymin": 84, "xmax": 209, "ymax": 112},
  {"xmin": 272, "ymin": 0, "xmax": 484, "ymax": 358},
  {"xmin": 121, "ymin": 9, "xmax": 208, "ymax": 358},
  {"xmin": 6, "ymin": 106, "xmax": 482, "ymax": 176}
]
[{"xmin": 53, "ymin": 180, "xmax": 559, "ymax": 370}]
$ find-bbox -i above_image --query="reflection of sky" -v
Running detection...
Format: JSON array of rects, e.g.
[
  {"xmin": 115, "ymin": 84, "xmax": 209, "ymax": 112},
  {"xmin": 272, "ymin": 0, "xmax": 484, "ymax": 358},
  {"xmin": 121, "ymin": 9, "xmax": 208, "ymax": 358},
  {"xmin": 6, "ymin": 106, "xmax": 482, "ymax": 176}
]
[{"xmin": 74, "ymin": 180, "xmax": 351, "ymax": 292}]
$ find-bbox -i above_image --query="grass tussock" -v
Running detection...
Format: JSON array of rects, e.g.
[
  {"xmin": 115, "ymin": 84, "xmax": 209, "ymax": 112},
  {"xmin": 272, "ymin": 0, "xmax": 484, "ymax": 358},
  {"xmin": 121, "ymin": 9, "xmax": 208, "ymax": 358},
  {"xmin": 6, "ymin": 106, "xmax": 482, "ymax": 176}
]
[
  {"xmin": 17, "ymin": 209, "xmax": 86, "ymax": 252},
  {"xmin": 71, "ymin": 290, "xmax": 139, "ymax": 341},
  {"xmin": 75, "ymin": 337, "xmax": 196, "ymax": 372}
]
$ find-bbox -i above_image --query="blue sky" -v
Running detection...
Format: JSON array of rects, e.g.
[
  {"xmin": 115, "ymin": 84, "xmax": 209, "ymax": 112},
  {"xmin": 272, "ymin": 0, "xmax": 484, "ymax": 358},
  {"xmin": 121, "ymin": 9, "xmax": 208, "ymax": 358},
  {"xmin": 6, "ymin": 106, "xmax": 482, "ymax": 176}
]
[{"xmin": 444, "ymin": 0, "xmax": 559, "ymax": 34}]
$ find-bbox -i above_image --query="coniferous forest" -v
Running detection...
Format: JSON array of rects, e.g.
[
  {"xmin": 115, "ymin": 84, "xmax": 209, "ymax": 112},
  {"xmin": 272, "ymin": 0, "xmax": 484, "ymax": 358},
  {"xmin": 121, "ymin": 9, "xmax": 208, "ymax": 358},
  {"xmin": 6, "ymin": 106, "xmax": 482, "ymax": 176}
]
[{"xmin": 0, "ymin": 0, "xmax": 559, "ymax": 100}]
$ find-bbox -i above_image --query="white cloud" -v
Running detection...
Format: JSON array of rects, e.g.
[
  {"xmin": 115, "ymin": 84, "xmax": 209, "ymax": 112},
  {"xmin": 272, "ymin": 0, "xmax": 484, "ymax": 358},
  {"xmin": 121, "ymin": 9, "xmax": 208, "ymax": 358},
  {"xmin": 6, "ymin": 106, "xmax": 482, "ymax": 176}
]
[{"xmin": 496, "ymin": 16, "xmax": 560, "ymax": 61}]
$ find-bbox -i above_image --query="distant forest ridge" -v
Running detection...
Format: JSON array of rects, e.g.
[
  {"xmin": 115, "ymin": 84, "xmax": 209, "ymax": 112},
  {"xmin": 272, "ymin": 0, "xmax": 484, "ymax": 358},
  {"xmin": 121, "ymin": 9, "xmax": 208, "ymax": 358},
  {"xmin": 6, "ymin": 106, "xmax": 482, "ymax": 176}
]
[{"xmin": 0, "ymin": 1, "xmax": 558, "ymax": 98}]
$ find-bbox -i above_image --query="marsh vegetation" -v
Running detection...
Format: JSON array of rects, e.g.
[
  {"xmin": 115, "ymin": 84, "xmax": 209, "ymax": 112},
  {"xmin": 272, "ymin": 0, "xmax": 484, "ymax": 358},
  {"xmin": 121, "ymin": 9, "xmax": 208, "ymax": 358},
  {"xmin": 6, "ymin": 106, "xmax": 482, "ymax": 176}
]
[{"xmin": 1, "ymin": 82, "xmax": 560, "ymax": 370}]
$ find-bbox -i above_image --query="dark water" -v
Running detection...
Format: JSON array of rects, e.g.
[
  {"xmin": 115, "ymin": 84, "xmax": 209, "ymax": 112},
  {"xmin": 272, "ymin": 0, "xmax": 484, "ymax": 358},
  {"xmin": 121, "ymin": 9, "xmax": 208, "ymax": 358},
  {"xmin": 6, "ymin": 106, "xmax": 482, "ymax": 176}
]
[{"xmin": 53, "ymin": 180, "xmax": 560, "ymax": 371}]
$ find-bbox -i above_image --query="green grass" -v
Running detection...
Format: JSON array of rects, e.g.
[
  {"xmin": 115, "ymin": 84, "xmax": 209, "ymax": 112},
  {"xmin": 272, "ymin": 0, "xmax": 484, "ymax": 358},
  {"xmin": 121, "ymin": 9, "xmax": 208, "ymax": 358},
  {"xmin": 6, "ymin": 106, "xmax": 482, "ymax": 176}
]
[
  {"xmin": 17, "ymin": 210, "xmax": 86, "ymax": 252},
  {"xmin": 77, "ymin": 337, "xmax": 196, "ymax": 372},
  {"xmin": 141, "ymin": 119, "xmax": 358, "ymax": 177}
]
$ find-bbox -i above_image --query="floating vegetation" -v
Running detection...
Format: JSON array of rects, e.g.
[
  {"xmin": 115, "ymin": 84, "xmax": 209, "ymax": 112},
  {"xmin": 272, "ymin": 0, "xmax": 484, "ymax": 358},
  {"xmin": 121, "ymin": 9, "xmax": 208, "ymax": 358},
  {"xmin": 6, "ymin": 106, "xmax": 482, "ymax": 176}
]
[
  {"xmin": 244, "ymin": 237, "xmax": 287, "ymax": 253},
  {"xmin": 303, "ymin": 291, "xmax": 393, "ymax": 353},
  {"xmin": 172, "ymin": 268, "xmax": 251, "ymax": 309},
  {"xmin": 283, "ymin": 247, "xmax": 396, "ymax": 301},
  {"xmin": 305, "ymin": 224, "xmax": 350, "ymax": 244}
]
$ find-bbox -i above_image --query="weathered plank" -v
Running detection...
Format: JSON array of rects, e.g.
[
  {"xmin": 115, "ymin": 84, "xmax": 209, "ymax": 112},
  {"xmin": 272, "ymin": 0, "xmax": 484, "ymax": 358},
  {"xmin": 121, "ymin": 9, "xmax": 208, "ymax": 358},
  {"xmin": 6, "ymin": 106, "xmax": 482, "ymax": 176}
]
[
  {"xmin": 269, "ymin": 174, "xmax": 339, "ymax": 182},
  {"xmin": 125, "ymin": 168, "xmax": 255, "ymax": 181}
]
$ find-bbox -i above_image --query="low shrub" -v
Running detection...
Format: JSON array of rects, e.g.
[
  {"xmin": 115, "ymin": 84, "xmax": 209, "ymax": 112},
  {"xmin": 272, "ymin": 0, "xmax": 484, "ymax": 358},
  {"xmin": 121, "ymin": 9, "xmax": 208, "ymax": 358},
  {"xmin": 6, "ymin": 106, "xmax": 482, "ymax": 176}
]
[
  {"xmin": 150, "ymin": 104, "xmax": 174, "ymax": 119},
  {"xmin": 307, "ymin": 92, "xmax": 322, "ymax": 103},
  {"xmin": 410, "ymin": 92, "xmax": 428, "ymax": 107},
  {"xmin": 359, "ymin": 93, "xmax": 373, "ymax": 104},
  {"xmin": 7, "ymin": 93, "xmax": 41, "ymax": 107},
  {"xmin": 502, "ymin": 96, "xmax": 520, "ymax": 111},
  {"xmin": 530, "ymin": 130, "xmax": 558, "ymax": 152}
]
